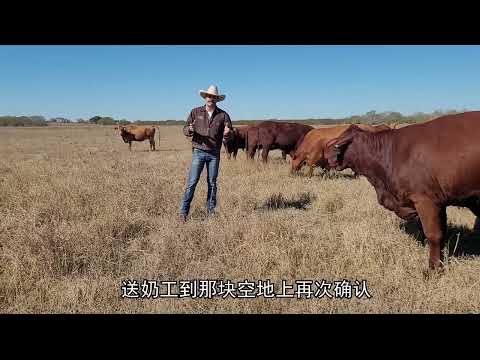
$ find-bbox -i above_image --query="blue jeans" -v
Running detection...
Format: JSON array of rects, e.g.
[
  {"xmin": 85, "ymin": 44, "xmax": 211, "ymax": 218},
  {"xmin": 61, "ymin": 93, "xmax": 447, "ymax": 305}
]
[{"xmin": 180, "ymin": 148, "xmax": 220, "ymax": 216}]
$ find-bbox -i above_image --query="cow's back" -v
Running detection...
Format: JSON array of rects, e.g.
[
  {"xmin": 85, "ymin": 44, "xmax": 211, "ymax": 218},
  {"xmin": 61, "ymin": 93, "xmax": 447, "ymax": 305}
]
[
  {"xmin": 129, "ymin": 126, "xmax": 154, "ymax": 140},
  {"xmin": 262, "ymin": 122, "xmax": 312, "ymax": 145},
  {"xmin": 297, "ymin": 124, "xmax": 387, "ymax": 153},
  {"xmin": 296, "ymin": 125, "xmax": 350, "ymax": 152},
  {"xmin": 237, "ymin": 126, "xmax": 249, "ymax": 142}
]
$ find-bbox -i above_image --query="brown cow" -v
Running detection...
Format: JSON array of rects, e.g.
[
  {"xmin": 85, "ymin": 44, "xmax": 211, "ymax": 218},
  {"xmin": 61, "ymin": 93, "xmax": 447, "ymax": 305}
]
[
  {"xmin": 117, "ymin": 125, "xmax": 158, "ymax": 151},
  {"xmin": 324, "ymin": 111, "xmax": 480, "ymax": 271},
  {"xmin": 291, "ymin": 124, "xmax": 392, "ymax": 176},
  {"xmin": 223, "ymin": 125, "xmax": 250, "ymax": 159},
  {"xmin": 223, "ymin": 124, "xmax": 288, "ymax": 160},
  {"xmin": 245, "ymin": 121, "xmax": 314, "ymax": 163}
]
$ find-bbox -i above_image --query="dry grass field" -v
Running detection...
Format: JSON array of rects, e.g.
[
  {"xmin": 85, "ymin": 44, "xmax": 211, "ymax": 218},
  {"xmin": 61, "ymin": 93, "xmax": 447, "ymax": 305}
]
[{"xmin": 2, "ymin": 124, "xmax": 480, "ymax": 314}]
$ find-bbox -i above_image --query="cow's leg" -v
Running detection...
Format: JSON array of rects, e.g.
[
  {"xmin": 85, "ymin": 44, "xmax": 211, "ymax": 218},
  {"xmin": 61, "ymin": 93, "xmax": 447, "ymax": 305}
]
[
  {"xmin": 304, "ymin": 158, "xmax": 316, "ymax": 177},
  {"xmin": 150, "ymin": 138, "xmax": 155, "ymax": 151},
  {"xmin": 247, "ymin": 146, "xmax": 256, "ymax": 160},
  {"xmin": 261, "ymin": 145, "xmax": 270, "ymax": 163},
  {"xmin": 233, "ymin": 149, "xmax": 238, "ymax": 159},
  {"xmin": 305, "ymin": 165, "xmax": 315, "ymax": 177},
  {"xmin": 445, "ymin": 197, "xmax": 480, "ymax": 232},
  {"xmin": 467, "ymin": 204, "xmax": 480, "ymax": 217},
  {"xmin": 412, "ymin": 195, "xmax": 446, "ymax": 270},
  {"xmin": 463, "ymin": 197, "xmax": 480, "ymax": 231},
  {"xmin": 290, "ymin": 154, "xmax": 305, "ymax": 176},
  {"xmin": 129, "ymin": 141, "xmax": 132, "ymax": 151},
  {"xmin": 256, "ymin": 145, "xmax": 263, "ymax": 160},
  {"xmin": 468, "ymin": 205, "xmax": 480, "ymax": 218},
  {"xmin": 281, "ymin": 150, "xmax": 287, "ymax": 162},
  {"xmin": 471, "ymin": 209, "xmax": 480, "ymax": 232},
  {"xmin": 322, "ymin": 167, "xmax": 331, "ymax": 179}
]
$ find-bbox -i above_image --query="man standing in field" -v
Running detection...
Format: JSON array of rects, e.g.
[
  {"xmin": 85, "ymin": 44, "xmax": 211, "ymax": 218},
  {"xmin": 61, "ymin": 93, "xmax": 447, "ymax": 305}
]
[{"xmin": 180, "ymin": 85, "xmax": 233, "ymax": 222}]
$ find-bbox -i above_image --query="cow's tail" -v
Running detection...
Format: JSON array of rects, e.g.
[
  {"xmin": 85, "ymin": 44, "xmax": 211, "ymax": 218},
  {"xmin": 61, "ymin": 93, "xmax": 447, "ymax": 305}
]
[
  {"xmin": 245, "ymin": 127, "xmax": 250, "ymax": 159},
  {"xmin": 256, "ymin": 126, "xmax": 260, "ymax": 157}
]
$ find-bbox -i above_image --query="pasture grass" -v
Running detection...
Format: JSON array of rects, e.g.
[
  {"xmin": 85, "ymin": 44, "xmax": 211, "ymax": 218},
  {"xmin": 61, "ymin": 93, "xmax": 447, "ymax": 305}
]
[{"xmin": 1, "ymin": 124, "xmax": 480, "ymax": 313}]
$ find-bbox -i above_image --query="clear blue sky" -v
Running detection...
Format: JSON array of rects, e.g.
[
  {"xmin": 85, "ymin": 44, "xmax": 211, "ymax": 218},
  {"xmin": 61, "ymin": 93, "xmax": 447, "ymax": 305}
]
[{"xmin": 1, "ymin": 45, "xmax": 480, "ymax": 121}]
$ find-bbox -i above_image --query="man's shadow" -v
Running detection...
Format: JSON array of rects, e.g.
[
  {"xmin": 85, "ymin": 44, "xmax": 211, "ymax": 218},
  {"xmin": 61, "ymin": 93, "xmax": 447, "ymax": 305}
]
[
  {"xmin": 256, "ymin": 192, "xmax": 315, "ymax": 211},
  {"xmin": 293, "ymin": 168, "xmax": 359, "ymax": 180},
  {"xmin": 400, "ymin": 217, "xmax": 480, "ymax": 257},
  {"xmin": 319, "ymin": 171, "xmax": 359, "ymax": 180}
]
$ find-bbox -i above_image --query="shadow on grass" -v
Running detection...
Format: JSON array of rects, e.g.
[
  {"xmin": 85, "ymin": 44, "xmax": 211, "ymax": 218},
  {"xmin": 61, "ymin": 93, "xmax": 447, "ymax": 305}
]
[
  {"xmin": 256, "ymin": 192, "xmax": 315, "ymax": 211},
  {"xmin": 400, "ymin": 217, "xmax": 480, "ymax": 257},
  {"xmin": 320, "ymin": 171, "xmax": 359, "ymax": 180},
  {"xmin": 292, "ymin": 167, "xmax": 359, "ymax": 180}
]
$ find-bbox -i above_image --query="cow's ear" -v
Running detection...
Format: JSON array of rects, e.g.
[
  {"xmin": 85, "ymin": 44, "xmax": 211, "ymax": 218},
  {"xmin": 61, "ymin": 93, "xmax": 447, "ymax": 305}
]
[
  {"xmin": 334, "ymin": 125, "xmax": 362, "ymax": 149},
  {"xmin": 327, "ymin": 135, "xmax": 353, "ymax": 160},
  {"xmin": 326, "ymin": 137, "xmax": 348, "ymax": 150},
  {"xmin": 334, "ymin": 136, "xmax": 353, "ymax": 150}
]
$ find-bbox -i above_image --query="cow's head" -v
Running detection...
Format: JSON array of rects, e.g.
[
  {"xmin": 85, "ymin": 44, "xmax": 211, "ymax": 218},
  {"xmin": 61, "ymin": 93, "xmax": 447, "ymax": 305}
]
[
  {"xmin": 290, "ymin": 151, "xmax": 304, "ymax": 173},
  {"xmin": 324, "ymin": 125, "xmax": 364, "ymax": 170},
  {"xmin": 117, "ymin": 126, "xmax": 131, "ymax": 142},
  {"xmin": 223, "ymin": 127, "xmax": 236, "ymax": 141},
  {"xmin": 223, "ymin": 127, "xmax": 238, "ymax": 154}
]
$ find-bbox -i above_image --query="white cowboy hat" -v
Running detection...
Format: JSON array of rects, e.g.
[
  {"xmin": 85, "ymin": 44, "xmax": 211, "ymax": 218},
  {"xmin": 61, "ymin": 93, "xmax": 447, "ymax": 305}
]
[{"xmin": 199, "ymin": 85, "xmax": 226, "ymax": 102}]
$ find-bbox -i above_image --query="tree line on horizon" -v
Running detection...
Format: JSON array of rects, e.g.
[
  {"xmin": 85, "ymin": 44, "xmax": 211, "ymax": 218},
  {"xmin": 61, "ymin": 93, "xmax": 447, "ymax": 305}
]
[{"xmin": 0, "ymin": 109, "xmax": 471, "ymax": 127}]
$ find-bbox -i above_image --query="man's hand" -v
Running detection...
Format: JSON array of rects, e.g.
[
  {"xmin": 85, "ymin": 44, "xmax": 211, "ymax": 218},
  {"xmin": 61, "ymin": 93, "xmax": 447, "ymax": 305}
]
[
  {"xmin": 188, "ymin": 123, "xmax": 194, "ymax": 135},
  {"xmin": 223, "ymin": 127, "xmax": 232, "ymax": 139}
]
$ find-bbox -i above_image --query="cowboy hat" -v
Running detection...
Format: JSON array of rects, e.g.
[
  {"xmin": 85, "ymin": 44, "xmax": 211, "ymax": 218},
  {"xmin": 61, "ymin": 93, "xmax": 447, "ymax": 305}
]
[{"xmin": 199, "ymin": 85, "xmax": 226, "ymax": 101}]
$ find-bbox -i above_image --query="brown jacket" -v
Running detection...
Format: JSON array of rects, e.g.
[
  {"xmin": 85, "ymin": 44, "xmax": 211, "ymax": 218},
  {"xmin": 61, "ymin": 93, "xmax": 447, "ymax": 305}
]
[{"xmin": 183, "ymin": 106, "xmax": 233, "ymax": 152}]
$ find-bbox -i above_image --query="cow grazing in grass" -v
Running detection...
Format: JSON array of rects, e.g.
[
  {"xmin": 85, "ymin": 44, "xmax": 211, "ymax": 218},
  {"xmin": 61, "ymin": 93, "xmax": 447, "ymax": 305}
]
[{"xmin": 291, "ymin": 124, "xmax": 393, "ymax": 176}]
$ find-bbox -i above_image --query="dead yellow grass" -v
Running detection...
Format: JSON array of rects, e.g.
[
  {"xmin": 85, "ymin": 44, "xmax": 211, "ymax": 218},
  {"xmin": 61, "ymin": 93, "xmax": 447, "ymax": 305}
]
[{"xmin": 1, "ymin": 124, "xmax": 480, "ymax": 314}]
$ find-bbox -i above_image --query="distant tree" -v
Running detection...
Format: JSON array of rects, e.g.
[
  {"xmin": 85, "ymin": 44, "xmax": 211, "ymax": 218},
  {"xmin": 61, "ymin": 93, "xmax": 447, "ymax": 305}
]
[
  {"xmin": 365, "ymin": 110, "xmax": 376, "ymax": 123},
  {"xmin": 30, "ymin": 115, "xmax": 47, "ymax": 122},
  {"xmin": 431, "ymin": 110, "xmax": 445, "ymax": 118},
  {"xmin": 96, "ymin": 117, "xmax": 116, "ymax": 125},
  {"xmin": 444, "ymin": 109, "xmax": 460, "ymax": 115},
  {"xmin": 49, "ymin": 117, "xmax": 71, "ymax": 123},
  {"xmin": 0, "ymin": 116, "xmax": 47, "ymax": 127},
  {"xmin": 89, "ymin": 116, "xmax": 102, "ymax": 124},
  {"xmin": 377, "ymin": 111, "xmax": 403, "ymax": 124}
]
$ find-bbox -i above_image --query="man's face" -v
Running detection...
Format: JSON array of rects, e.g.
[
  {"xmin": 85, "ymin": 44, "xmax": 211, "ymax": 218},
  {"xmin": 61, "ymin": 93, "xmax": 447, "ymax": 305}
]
[{"xmin": 205, "ymin": 94, "xmax": 217, "ymax": 107}]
